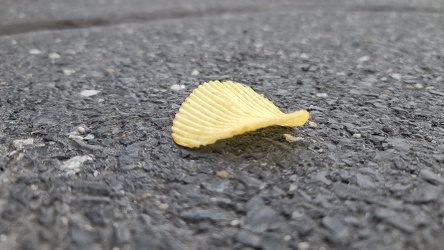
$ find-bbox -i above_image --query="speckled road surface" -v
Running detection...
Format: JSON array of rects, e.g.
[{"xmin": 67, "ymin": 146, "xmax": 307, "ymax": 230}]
[{"xmin": 1, "ymin": 1, "xmax": 444, "ymax": 249}]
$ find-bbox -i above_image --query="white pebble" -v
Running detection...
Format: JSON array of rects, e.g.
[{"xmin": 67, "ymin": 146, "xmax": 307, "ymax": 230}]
[
  {"xmin": 62, "ymin": 69, "xmax": 75, "ymax": 76},
  {"xmin": 170, "ymin": 84, "xmax": 186, "ymax": 91},
  {"xmin": 358, "ymin": 55, "xmax": 370, "ymax": 62},
  {"xmin": 353, "ymin": 133, "xmax": 362, "ymax": 139},
  {"xmin": 68, "ymin": 134, "xmax": 84, "ymax": 140},
  {"xmin": 308, "ymin": 121, "xmax": 317, "ymax": 128},
  {"xmin": 84, "ymin": 134, "xmax": 95, "ymax": 140},
  {"xmin": 299, "ymin": 53, "xmax": 310, "ymax": 60},
  {"xmin": 29, "ymin": 49, "xmax": 42, "ymax": 55},
  {"xmin": 48, "ymin": 53, "xmax": 60, "ymax": 60},
  {"xmin": 12, "ymin": 138, "xmax": 34, "ymax": 149},
  {"xmin": 298, "ymin": 242, "xmax": 310, "ymax": 250},
  {"xmin": 291, "ymin": 211, "xmax": 303, "ymax": 219},
  {"xmin": 391, "ymin": 73, "xmax": 402, "ymax": 80},
  {"xmin": 60, "ymin": 155, "xmax": 93, "ymax": 174},
  {"xmin": 414, "ymin": 83, "xmax": 424, "ymax": 89},
  {"xmin": 283, "ymin": 134, "xmax": 304, "ymax": 143},
  {"xmin": 316, "ymin": 93, "xmax": 328, "ymax": 98},
  {"xmin": 229, "ymin": 220, "xmax": 240, "ymax": 227},
  {"xmin": 78, "ymin": 126, "xmax": 86, "ymax": 134},
  {"xmin": 191, "ymin": 69, "xmax": 199, "ymax": 76},
  {"xmin": 80, "ymin": 90, "xmax": 100, "ymax": 97},
  {"xmin": 288, "ymin": 184, "xmax": 297, "ymax": 192}
]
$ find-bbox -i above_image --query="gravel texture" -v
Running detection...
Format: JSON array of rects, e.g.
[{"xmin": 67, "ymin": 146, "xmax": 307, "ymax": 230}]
[{"xmin": 1, "ymin": 0, "xmax": 444, "ymax": 249}]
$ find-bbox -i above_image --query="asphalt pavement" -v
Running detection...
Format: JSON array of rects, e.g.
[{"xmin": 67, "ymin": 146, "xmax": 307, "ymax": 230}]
[{"xmin": 1, "ymin": 0, "xmax": 444, "ymax": 249}]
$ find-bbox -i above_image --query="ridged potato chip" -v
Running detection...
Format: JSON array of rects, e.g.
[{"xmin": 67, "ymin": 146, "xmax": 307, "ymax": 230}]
[{"xmin": 171, "ymin": 80, "xmax": 309, "ymax": 148}]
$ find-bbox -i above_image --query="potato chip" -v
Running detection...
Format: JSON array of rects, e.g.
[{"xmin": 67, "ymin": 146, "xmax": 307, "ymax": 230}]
[{"xmin": 171, "ymin": 80, "xmax": 309, "ymax": 148}]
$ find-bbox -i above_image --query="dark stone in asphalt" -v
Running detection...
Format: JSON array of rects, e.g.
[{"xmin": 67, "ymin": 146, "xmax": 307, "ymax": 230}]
[
  {"xmin": 0, "ymin": 221, "xmax": 10, "ymax": 235},
  {"xmin": 235, "ymin": 230, "xmax": 261, "ymax": 248},
  {"xmin": 356, "ymin": 173, "xmax": 378, "ymax": 190},
  {"xmin": 261, "ymin": 233, "xmax": 286, "ymax": 250},
  {"xmin": 244, "ymin": 205, "xmax": 277, "ymax": 233},
  {"xmin": 419, "ymin": 169, "xmax": 444, "ymax": 185},
  {"xmin": 38, "ymin": 207, "xmax": 54, "ymax": 226},
  {"xmin": 411, "ymin": 184, "xmax": 441, "ymax": 203},
  {"xmin": 385, "ymin": 214, "xmax": 416, "ymax": 233},
  {"xmin": 70, "ymin": 228, "xmax": 102, "ymax": 245},
  {"xmin": 333, "ymin": 182, "xmax": 368, "ymax": 200},
  {"xmin": 321, "ymin": 216, "xmax": 349, "ymax": 243},
  {"xmin": 72, "ymin": 181, "xmax": 110, "ymax": 196},
  {"xmin": 179, "ymin": 208, "xmax": 231, "ymax": 223},
  {"xmin": 195, "ymin": 222, "xmax": 210, "ymax": 234},
  {"xmin": 374, "ymin": 208, "xmax": 416, "ymax": 233},
  {"xmin": 2, "ymin": 201, "xmax": 24, "ymax": 220},
  {"xmin": 85, "ymin": 205, "xmax": 114, "ymax": 226},
  {"xmin": 11, "ymin": 184, "xmax": 35, "ymax": 204},
  {"xmin": 113, "ymin": 225, "xmax": 131, "ymax": 246},
  {"xmin": 245, "ymin": 196, "xmax": 264, "ymax": 211},
  {"xmin": 293, "ymin": 218, "xmax": 315, "ymax": 237}
]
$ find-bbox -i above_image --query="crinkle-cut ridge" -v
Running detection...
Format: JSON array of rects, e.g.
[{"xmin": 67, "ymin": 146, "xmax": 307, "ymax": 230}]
[{"xmin": 171, "ymin": 80, "xmax": 309, "ymax": 148}]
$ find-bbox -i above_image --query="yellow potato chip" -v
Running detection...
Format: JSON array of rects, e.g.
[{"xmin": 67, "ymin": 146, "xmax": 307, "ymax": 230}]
[{"xmin": 171, "ymin": 80, "xmax": 309, "ymax": 148}]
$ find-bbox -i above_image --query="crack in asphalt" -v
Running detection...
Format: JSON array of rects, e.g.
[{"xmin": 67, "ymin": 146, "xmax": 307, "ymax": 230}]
[
  {"xmin": 349, "ymin": 4, "xmax": 444, "ymax": 13},
  {"xmin": 1, "ymin": 4, "xmax": 441, "ymax": 37},
  {"xmin": 0, "ymin": 6, "xmax": 264, "ymax": 36}
]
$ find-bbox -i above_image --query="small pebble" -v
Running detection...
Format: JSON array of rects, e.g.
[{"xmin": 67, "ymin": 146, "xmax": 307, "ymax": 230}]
[
  {"xmin": 191, "ymin": 69, "xmax": 199, "ymax": 76},
  {"xmin": 48, "ymin": 53, "xmax": 60, "ymax": 60},
  {"xmin": 283, "ymin": 134, "xmax": 304, "ymax": 143},
  {"xmin": 29, "ymin": 49, "xmax": 42, "ymax": 55},
  {"xmin": 353, "ymin": 133, "xmax": 362, "ymax": 139},
  {"xmin": 63, "ymin": 69, "xmax": 75, "ymax": 76},
  {"xmin": 171, "ymin": 84, "xmax": 186, "ymax": 91},
  {"xmin": 0, "ymin": 234, "xmax": 7, "ymax": 242},
  {"xmin": 61, "ymin": 216, "xmax": 69, "ymax": 226},
  {"xmin": 78, "ymin": 126, "xmax": 86, "ymax": 134},
  {"xmin": 391, "ymin": 73, "xmax": 401, "ymax": 80},
  {"xmin": 358, "ymin": 55, "xmax": 370, "ymax": 62},
  {"xmin": 60, "ymin": 155, "xmax": 93, "ymax": 174},
  {"xmin": 299, "ymin": 53, "xmax": 310, "ymax": 60},
  {"xmin": 83, "ymin": 134, "xmax": 95, "ymax": 141},
  {"xmin": 136, "ymin": 193, "xmax": 153, "ymax": 201},
  {"xmin": 16, "ymin": 153, "xmax": 25, "ymax": 161},
  {"xmin": 84, "ymin": 224, "xmax": 93, "ymax": 231},
  {"xmin": 230, "ymin": 219, "xmax": 240, "ymax": 227},
  {"xmin": 216, "ymin": 170, "xmax": 229, "ymax": 179},
  {"xmin": 308, "ymin": 121, "xmax": 317, "ymax": 128},
  {"xmin": 414, "ymin": 83, "xmax": 424, "ymax": 89},
  {"xmin": 158, "ymin": 203, "xmax": 169, "ymax": 211},
  {"xmin": 106, "ymin": 67, "xmax": 115, "ymax": 75},
  {"xmin": 80, "ymin": 90, "xmax": 100, "ymax": 97},
  {"xmin": 298, "ymin": 242, "xmax": 310, "ymax": 250},
  {"xmin": 0, "ymin": 81, "xmax": 7, "ymax": 86},
  {"xmin": 12, "ymin": 138, "xmax": 34, "ymax": 149},
  {"xmin": 316, "ymin": 93, "xmax": 328, "ymax": 98}
]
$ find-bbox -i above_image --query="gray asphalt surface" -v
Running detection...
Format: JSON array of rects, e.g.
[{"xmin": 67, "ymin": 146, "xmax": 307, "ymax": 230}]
[{"xmin": 1, "ymin": 1, "xmax": 444, "ymax": 249}]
